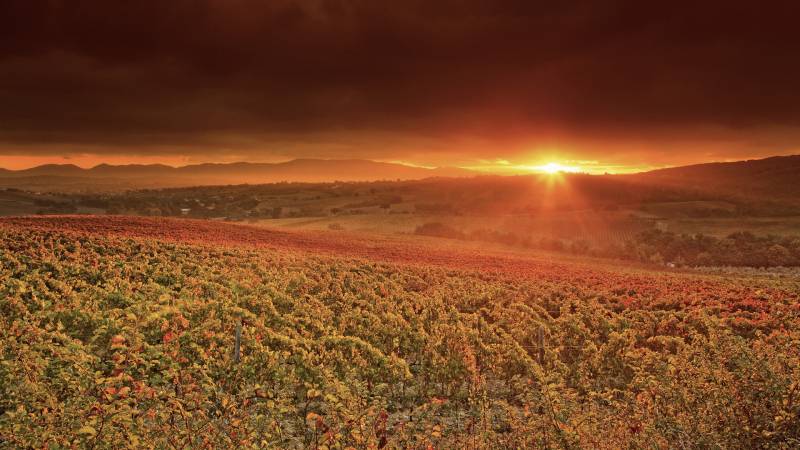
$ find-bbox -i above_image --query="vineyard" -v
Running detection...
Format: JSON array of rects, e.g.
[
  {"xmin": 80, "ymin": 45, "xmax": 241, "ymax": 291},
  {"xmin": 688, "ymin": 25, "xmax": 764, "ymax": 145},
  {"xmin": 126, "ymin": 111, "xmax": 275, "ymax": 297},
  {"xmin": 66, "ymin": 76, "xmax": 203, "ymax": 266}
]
[{"xmin": 1, "ymin": 217, "xmax": 799, "ymax": 448}]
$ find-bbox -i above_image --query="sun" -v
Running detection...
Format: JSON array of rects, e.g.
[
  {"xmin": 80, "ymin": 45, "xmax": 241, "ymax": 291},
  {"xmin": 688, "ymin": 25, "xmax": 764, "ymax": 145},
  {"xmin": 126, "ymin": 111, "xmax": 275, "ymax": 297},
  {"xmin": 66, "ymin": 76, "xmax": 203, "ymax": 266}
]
[{"xmin": 535, "ymin": 162, "xmax": 580, "ymax": 174}]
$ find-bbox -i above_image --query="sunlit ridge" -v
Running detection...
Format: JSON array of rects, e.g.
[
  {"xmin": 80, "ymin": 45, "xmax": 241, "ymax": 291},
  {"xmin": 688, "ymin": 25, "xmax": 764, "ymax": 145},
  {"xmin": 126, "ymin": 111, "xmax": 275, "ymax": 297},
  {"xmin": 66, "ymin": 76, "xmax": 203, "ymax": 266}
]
[{"xmin": 531, "ymin": 162, "xmax": 581, "ymax": 174}]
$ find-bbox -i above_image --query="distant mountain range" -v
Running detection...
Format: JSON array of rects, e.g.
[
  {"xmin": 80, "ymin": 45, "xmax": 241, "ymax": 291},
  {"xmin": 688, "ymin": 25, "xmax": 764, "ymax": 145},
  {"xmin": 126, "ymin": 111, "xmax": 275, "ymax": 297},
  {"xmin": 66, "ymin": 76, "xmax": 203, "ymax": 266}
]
[
  {"xmin": 0, "ymin": 159, "xmax": 474, "ymax": 192},
  {"xmin": 0, "ymin": 155, "xmax": 798, "ymax": 201}
]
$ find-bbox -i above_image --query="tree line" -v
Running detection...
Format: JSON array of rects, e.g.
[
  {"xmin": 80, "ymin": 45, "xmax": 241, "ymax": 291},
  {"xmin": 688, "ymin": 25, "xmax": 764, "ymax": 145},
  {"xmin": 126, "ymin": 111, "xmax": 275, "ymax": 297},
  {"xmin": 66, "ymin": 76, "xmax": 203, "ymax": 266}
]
[{"xmin": 415, "ymin": 223, "xmax": 800, "ymax": 268}]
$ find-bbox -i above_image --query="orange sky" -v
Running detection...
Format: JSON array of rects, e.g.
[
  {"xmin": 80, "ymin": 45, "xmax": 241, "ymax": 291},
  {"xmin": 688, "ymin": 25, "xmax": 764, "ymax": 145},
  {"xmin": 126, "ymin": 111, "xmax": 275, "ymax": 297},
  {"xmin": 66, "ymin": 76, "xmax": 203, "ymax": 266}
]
[
  {"xmin": 2, "ymin": 132, "xmax": 797, "ymax": 174},
  {"xmin": 1, "ymin": 144, "xmax": 797, "ymax": 174},
  {"xmin": 2, "ymin": 1, "xmax": 799, "ymax": 173}
]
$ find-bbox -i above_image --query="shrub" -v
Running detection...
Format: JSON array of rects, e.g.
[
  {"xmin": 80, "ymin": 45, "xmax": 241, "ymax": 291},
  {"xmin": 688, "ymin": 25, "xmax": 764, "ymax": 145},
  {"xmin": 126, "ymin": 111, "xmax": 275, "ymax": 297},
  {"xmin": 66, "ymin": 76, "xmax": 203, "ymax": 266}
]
[{"xmin": 413, "ymin": 222, "xmax": 465, "ymax": 239}]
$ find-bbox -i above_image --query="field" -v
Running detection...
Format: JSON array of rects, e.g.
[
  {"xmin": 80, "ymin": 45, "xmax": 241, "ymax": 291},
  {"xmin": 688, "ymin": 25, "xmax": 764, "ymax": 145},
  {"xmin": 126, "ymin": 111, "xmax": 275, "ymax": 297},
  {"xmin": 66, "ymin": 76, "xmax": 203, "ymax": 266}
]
[
  {"xmin": 264, "ymin": 209, "xmax": 650, "ymax": 243},
  {"xmin": 3, "ymin": 176, "xmax": 800, "ymax": 255},
  {"xmin": 1, "ymin": 216, "xmax": 799, "ymax": 448}
]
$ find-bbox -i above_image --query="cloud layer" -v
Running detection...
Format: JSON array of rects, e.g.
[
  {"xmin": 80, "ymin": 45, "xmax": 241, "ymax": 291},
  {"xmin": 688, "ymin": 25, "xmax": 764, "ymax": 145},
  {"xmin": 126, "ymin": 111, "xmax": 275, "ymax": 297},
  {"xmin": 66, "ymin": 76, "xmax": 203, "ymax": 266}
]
[{"xmin": 1, "ymin": 0, "xmax": 799, "ymax": 168}]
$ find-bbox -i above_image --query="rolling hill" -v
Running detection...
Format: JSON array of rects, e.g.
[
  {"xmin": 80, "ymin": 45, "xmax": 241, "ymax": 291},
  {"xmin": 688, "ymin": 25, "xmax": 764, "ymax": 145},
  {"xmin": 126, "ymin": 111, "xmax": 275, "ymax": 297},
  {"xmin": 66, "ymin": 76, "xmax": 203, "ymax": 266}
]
[
  {"xmin": 0, "ymin": 155, "xmax": 797, "ymax": 214},
  {"xmin": 626, "ymin": 155, "xmax": 800, "ymax": 202},
  {"xmin": 0, "ymin": 159, "xmax": 474, "ymax": 192}
]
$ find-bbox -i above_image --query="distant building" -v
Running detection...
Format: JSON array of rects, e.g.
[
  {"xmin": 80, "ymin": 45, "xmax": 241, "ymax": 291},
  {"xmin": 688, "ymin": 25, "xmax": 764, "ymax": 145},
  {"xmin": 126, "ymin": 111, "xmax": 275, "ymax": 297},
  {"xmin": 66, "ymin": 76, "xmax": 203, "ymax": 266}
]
[{"xmin": 180, "ymin": 208, "xmax": 191, "ymax": 215}]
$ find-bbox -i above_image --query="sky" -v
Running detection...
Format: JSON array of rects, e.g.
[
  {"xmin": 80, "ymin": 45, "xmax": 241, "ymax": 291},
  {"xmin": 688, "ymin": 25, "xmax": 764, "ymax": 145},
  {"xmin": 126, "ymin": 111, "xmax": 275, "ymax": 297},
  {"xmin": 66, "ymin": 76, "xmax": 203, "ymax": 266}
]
[{"xmin": 1, "ymin": 0, "xmax": 799, "ymax": 173}]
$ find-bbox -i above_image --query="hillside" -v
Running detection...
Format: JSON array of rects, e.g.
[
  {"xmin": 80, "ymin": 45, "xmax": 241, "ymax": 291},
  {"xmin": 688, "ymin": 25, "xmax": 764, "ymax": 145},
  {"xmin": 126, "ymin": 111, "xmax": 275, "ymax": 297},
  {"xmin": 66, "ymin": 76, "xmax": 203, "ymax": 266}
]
[
  {"xmin": 1, "ymin": 155, "xmax": 798, "ymax": 212},
  {"xmin": 40, "ymin": 168, "xmax": 800, "ymax": 225},
  {"xmin": 0, "ymin": 159, "xmax": 474, "ymax": 192},
  {"xmin": 1, "ymin": 216, "xmax": 798, "ymax": 448},
  {"xmin": 627, "ymin": 155, "xmax": 800, "ymax": 203}
]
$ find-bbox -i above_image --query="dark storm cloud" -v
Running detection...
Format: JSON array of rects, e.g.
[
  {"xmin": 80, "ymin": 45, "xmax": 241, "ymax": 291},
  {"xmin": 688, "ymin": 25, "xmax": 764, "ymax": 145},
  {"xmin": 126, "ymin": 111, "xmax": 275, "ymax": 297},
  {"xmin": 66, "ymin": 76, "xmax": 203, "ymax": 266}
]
[{"xmin": 1, "ymin": 0, "xmax": 799, "ymax": 164}]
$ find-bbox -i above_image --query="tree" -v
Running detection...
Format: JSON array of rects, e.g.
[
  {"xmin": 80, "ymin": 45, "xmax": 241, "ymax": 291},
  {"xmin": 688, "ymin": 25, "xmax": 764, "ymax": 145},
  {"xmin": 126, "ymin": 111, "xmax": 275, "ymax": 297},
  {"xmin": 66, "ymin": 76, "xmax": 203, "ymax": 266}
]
[{"xmin": 767, "ymin": 244, "xmax": 791, "ymax": 267}]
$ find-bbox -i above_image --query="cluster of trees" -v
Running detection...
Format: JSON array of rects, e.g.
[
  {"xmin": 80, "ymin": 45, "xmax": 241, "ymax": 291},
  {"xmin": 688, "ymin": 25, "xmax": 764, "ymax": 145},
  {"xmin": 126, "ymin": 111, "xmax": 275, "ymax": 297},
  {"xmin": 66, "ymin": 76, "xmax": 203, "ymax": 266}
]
[
  {"xmin": 66, "ymin": 183, "xmax": 408, "ymax": 220},
  {"xmin": 623, "ymin": 230, "xmax": 800, "ymax": 267},
  {"xmin": 415, "ymin": 222, "xmax": 800, "ymax": 268},
  {"xmin": 33, "ymin": 198, "xmax": 79, "ymax": 215},
  {"xmin": 96, "ymin": 193, "xmax": 285, "ymax": 219}
]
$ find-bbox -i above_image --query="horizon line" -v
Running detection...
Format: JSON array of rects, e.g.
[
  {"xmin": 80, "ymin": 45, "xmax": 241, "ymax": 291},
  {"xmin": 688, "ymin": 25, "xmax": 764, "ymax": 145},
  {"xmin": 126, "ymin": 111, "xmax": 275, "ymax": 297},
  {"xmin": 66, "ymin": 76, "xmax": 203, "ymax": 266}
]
[{"xmin": 0, "ymin": 154, "xmax": 796, "ymax": 175}]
